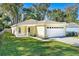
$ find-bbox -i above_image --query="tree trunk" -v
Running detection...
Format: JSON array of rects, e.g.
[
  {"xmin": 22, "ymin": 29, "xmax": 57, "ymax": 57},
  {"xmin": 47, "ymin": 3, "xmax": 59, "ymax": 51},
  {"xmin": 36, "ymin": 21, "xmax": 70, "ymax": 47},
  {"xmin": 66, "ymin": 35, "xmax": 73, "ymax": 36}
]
[
  {"xmin": 16, "ymin": 15, "xmax": 19, "ymax": 23},
  {"xmin": 12, "ymin": 15, "xmax": 19, "ymax": 24}
]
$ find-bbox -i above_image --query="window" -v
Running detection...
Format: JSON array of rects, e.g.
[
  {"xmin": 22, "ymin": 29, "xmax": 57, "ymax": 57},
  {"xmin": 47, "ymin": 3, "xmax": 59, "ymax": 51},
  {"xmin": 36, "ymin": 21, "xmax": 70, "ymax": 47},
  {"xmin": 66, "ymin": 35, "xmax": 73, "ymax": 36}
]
[
  {"xmin": 47, "ymin": 27, "xmax": 64, "ymax": 28},
  {"xmin": 18, "ymin": 27, "xmax": 21, "ymax": 33},
  {"xmin": 52, "ymin": 27, "xmax": 53, "ymax": 28},
  {"xmin": 53, "ymin": 27, "xmax": 64, "ymax": 28},
  {"xmin": 47, "ymin": 27, "xmax": 49, "ymax": 28},
  {"xmin": 50, "ymin": 27, "xmax": 51, "ymax": 28}
]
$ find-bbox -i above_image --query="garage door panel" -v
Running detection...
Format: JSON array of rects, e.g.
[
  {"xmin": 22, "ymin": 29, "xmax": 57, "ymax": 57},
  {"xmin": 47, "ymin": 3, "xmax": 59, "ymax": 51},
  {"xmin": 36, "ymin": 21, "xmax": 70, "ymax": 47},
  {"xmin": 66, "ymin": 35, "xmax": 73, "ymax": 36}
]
[{"xmin": 46, "ymin": 28, "xmax": 65, "ymax": 37}]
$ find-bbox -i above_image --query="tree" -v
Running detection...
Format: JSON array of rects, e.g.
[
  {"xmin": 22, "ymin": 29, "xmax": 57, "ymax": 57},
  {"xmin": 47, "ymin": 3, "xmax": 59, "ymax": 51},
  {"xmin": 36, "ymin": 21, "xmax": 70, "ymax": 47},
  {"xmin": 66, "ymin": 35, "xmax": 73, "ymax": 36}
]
[
  {"xmin": 23, "ymin": 3, "xmax": 51, "ymax": 20},
  {"xmin": 65, "ymin": 4, "xmax": 78, "ymax": 22},
  {"xmin": 23, "ymin": 7, "xmax": 36, "ymax": 20},
  {"xmin": 0, "ymin": 13, "xmax": 4, "ymax": 31},
  {"xmin": 50, "ymin": 9, "xmax": 66, "ymax": 22},
  {"xmin": 33, "ymin": 3, "xmax": 51, "ymax": 20},
  {"xmin": 2, "ymin": 16, "xmax": 11, "ymax": 28},
  {"xmin": 0, "ymin": 3, "xmax": 23, "ymax": 24}
]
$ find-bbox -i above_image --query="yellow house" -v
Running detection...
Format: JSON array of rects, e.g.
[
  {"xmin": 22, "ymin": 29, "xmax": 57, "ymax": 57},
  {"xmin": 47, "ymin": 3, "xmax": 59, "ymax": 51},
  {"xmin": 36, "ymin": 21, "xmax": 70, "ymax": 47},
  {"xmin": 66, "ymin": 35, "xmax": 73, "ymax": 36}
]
[{"xmin": 11, "ymin": 19, "xmax": 67, "ymax": 38}]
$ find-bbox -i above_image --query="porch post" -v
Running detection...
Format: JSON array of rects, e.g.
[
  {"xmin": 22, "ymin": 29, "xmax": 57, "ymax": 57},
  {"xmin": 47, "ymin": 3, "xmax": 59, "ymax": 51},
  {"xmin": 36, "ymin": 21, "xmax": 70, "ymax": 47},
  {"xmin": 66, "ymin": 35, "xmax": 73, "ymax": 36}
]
[
  {"xmin": 27, "ymin": 26, "xmax": 28, "ymax": 36},
  {"xmin": 44, "ymin": 25, "xmax": 47, "ymax": 39}
]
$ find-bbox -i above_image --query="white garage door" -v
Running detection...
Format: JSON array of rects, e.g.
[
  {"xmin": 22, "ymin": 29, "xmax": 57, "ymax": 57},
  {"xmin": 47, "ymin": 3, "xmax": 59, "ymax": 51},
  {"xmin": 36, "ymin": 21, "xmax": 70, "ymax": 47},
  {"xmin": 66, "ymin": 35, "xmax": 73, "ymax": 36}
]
[{"xmin": 46, "ymin": 27, "xmax": 65, "ymax": 37}]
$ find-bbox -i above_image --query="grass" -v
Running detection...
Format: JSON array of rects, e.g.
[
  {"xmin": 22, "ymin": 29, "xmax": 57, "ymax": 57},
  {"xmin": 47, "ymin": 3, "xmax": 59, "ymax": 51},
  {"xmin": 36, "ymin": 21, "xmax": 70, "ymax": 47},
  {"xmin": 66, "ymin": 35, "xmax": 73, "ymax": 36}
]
[{"xmin": 0, "ymin": 32, "xmax": 79, "ymax": 56}]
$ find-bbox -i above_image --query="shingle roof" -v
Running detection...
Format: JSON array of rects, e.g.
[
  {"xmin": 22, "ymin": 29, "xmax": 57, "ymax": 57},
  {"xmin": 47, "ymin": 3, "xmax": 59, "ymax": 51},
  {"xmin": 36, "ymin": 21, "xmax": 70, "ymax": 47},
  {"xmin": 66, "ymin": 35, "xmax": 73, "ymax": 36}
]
[
  {"xmin": 11, "ymin": 19, "xmax": 79, "ymax": 28},
  {"xmin": 18, "ymin": 19, "xmax": 38, "ymax": 25},
  {"xmin": 11, "ymin": 19, "xmax": 66, "ymax": 27}
]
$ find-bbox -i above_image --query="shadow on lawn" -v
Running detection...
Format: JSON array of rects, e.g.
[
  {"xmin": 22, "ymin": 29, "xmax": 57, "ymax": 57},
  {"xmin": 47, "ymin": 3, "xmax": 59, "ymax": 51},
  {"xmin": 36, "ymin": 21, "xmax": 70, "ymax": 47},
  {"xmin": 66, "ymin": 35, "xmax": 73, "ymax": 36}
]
[
  {"xmin": 0, "ymin": 32, "xmax": 79, "ymax": 56},
  {"xmin": 15, "ymin": 39, "xmax": 79, "ymax": 56}
]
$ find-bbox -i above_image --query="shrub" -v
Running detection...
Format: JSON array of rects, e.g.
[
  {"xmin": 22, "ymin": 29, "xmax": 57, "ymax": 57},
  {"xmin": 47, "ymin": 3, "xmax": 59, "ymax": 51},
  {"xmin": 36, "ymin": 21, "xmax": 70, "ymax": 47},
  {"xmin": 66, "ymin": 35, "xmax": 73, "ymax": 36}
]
[
  {"xmin": 4, "ymin": 25, "xmax": 11, "ymax": 28},
  {"xmin": 66, "ymin": 32, "xmax": 78, "ymax": 37}
]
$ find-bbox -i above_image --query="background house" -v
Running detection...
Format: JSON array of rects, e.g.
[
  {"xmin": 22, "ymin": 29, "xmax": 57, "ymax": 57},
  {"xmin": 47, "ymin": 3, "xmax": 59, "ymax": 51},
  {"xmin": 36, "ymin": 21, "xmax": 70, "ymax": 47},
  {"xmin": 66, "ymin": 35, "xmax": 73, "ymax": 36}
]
[{"xmin": 66, "ymin": 23, "xmax": 79, "ymax": 36}]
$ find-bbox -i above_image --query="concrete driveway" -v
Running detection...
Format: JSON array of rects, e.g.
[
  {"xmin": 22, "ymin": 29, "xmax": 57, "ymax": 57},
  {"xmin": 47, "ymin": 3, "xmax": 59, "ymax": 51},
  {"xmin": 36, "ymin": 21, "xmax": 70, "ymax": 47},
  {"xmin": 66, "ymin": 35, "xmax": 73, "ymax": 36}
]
[
  {"xmin": 32, "ymin": 36, "xmax": 79, "ymax": 46},
  {"xmin": 53, "ymin": 37, "xmax": 79, "ymax": 46}
]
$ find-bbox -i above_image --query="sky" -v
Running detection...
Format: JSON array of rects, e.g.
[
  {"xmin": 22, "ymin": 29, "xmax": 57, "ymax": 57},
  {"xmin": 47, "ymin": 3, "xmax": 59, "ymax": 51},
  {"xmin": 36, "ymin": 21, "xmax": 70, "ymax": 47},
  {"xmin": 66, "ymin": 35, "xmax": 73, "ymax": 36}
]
[
  {"xmin": 23, "ymin": 3, "xmax": 74, "ymax": 10},
  {"xmin": 23, "ymin": 3, "xmax": 79, "ymax": 19}
]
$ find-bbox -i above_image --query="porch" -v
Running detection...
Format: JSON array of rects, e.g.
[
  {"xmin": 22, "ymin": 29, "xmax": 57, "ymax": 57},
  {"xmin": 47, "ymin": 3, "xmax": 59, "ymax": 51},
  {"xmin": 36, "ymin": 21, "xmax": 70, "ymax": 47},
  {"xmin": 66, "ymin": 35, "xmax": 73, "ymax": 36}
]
[{"xmin": 15, "ymin": 25, "xmax": 37, "ymax": 37}]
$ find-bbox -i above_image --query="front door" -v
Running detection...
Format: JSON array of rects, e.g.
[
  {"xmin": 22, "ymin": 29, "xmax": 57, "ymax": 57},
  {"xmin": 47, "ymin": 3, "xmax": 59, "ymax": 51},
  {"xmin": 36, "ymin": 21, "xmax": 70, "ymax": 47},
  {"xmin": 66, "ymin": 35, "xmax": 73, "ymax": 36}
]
[
  {"xmin": 28, "ymin": 27, "xmax": 30, "ymax": 35},
  {"xmin": 27, "ymin": 26, "xmax": 37, "ymax": 36}
]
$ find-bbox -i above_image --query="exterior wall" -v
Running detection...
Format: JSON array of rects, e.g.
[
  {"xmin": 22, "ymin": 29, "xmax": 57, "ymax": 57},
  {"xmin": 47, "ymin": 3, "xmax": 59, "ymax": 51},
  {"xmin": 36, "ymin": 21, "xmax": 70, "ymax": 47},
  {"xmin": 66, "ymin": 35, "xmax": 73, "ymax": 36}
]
[
  {"xmin": 29, "ymin": 26, "xmax": 37, "ymax": 36},
  {"xmin": 36, "ymin": 23, "xmax": 66, "ymax": 38},
  {"xmin": 46, "ymin": 23, "xmax": 66, "ymax": 28},
  {"xmin": 12, "ymin": 25, "xmax": 37, "ymax": 37},
  {"xmin": 15, "ymin": 26, "xmax": 27, "ymax": 37},
  {"xmin": 37, "ymin": 25, "xmax": 45, "ymax": 38},
  {"xmin": 21, "ymin": 26, "xmax": 27, "ymax": 33},
  {"xmin": 11, "ymin": 27, "xmax": 16, "ymax": 34}
]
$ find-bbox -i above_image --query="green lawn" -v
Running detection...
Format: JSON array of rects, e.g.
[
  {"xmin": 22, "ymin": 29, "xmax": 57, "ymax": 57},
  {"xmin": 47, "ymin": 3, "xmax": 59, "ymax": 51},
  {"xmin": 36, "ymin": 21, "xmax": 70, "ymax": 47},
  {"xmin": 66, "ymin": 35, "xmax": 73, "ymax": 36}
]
[{"xmin": 0, "ymin": 32, "xmax": 79, "ymax": 56}]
